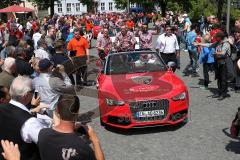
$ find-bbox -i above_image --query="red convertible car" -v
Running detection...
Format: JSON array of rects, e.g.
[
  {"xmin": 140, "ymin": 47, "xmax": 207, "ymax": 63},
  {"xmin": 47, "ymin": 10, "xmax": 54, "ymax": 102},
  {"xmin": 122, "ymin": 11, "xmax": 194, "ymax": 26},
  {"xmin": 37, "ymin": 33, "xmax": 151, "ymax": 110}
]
[{"xmin": 97, "ymin": 50, "xmax": 189, "ymax": 129}]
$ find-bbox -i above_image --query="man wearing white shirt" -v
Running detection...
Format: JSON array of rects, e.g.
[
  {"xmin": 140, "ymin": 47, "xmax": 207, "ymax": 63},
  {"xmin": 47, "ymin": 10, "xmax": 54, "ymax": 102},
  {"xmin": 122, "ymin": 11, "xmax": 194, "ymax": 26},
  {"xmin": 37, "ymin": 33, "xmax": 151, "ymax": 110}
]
[
  {"xmin": 156, "ymin": 25, "xmax": 180, "ymax": 70},
  {"xmin": 32, "ymin": 27, "xmax": 42, "ymax": 50},
  {"xmin": 26, "ymin": 20, "xmax": 32, "ymax": 31},
  {"xmin": 34, "ymin": 39, "xmax": 51, "ymax": 60},
  {"xmin": 0, "ymin": 76, "xmax": 51, "ymax": 160}
]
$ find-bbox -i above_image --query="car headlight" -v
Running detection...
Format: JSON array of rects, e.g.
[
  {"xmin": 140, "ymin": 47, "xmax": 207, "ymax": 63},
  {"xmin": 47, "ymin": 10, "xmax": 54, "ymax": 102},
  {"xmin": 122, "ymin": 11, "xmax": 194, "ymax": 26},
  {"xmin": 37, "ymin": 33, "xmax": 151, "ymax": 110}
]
[
  {"xmin": 105, "ymin": 98, "xmax": 125, "ymax": 106},
  {"xmin": 172, "ymin": 92, "xmax": 186, "ymax": 101}
]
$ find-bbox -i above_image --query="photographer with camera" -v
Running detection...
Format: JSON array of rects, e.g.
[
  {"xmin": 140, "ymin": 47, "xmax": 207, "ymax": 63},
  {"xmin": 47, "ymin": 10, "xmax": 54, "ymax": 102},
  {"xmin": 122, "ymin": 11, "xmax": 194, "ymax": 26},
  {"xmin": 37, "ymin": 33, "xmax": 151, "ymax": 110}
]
[
  {"xmin": 32, "ymin": 58, "xmax": 73, "ymax": 117},
  {"xmin": 37, "ymin": 95, "xmax": 105, "ymax": 160}
]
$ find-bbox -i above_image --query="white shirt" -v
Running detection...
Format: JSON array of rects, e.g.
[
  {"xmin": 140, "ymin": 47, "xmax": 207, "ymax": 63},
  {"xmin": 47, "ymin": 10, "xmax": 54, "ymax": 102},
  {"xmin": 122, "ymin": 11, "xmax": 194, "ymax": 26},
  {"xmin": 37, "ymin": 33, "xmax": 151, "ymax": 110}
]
[
  {"xmin": 32, "ymin": 32, "xmax": 42, "ymax": 49},
  {"xmin": 26, "ymin": 21, "xmax": 32, "ymax": 30},
  {"xmin": 32, "ymin": 73, "xmax": 59, "ymax": 110},
  {"xmin": 16, "ymin": 23, "xmax": 23, "ymax": 32},
  {"xmin": 156, "ymin": 33, "xmax": 179, "ymax": 54},
  {"xmin": 9, "ymin": 100, "xmax": 52, "ymax": 144},
  {"xmin": 34, "ymin": 48, "xmax": 51, "ymax": 60}
]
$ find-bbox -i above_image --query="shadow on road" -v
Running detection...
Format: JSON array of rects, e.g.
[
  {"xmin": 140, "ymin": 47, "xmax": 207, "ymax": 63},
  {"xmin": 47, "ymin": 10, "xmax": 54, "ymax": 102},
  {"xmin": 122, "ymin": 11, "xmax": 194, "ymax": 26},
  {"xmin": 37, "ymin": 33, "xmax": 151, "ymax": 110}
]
[
  {"xmin": 225, "ymin": 140, "xmax": 240, "ymax": 154},
  {"xmin": 222, "ymin": 128, "xmax": 240, "ymax": 140},
  {"xmin": 104, "ymin": 121, "xmax": 188, "ymax": 135},
  {"xmin": 222, "ymin": 128, "xmax": 240, "ymax": 154}
]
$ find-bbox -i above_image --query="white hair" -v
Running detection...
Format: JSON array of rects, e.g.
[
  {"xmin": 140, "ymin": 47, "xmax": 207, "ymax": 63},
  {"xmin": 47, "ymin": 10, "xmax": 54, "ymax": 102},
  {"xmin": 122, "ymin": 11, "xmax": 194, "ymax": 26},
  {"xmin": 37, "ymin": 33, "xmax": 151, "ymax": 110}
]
[
  {"xmin": 10, "ymin": 76, "xmax": 32, "ymax": 101},
  {"xmin": 2, "ymin": 57, "xmax": 16, "ymax": 74}
]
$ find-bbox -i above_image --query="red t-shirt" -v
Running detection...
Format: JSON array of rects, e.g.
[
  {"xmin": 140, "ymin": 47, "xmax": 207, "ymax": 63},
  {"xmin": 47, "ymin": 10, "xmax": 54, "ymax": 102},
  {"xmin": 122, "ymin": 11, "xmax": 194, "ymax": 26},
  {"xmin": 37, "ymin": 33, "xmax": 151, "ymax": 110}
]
[
  {"xmin": 126, "ymin": 21, "xmax": 134, "ymax": 29},
  {"xmin": 210, "ymin": 29, "xmax": 221, "ymax": 43}
]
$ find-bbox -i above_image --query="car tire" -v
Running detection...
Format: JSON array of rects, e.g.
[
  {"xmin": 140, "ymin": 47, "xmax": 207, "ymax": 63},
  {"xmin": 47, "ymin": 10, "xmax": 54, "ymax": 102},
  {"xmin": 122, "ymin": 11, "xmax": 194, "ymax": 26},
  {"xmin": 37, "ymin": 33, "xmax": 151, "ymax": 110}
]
[{"xmin": 100, "ymin": 117, "xmax": 105, "ymax": 126}]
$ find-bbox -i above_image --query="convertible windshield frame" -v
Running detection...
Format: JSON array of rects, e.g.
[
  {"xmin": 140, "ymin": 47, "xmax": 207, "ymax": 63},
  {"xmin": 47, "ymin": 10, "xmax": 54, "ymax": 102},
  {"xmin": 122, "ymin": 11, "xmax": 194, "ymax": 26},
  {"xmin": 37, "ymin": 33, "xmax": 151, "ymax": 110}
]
[{"xmin": 104, "ymin": 51, "xmax": 168, "ymax": 75}]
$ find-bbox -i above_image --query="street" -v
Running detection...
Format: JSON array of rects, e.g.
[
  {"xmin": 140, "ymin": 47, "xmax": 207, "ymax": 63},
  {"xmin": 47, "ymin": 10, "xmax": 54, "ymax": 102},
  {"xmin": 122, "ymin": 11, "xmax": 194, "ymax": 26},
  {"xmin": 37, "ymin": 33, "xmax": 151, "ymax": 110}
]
[{"xmin": 78, "ymin": 35, "xmax": 240, "ymax": 160}]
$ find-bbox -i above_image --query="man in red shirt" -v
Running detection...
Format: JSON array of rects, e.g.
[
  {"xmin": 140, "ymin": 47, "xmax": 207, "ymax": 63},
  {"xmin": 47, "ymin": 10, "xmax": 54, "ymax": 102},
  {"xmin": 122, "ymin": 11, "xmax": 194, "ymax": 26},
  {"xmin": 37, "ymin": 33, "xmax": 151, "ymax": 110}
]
[
  {"xmin": 126, "ymin": 18, "xmax": 134, "ymax": 31},
  {"xmin": 210, "ymin": 24, "xmax": 221, "ymax": 43},
  {"xmin": 67, "ymin": 28, "xmax": 90, "ymax": 85}
]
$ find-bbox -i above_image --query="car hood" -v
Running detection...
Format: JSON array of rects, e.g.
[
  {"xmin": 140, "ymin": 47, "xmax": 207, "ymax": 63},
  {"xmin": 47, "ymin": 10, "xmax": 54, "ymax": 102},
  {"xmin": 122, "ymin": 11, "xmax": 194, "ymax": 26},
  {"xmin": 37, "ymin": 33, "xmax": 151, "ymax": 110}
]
[{"xmin": 99, "ymin": 71, "xmax": 186, "ymax": 101}]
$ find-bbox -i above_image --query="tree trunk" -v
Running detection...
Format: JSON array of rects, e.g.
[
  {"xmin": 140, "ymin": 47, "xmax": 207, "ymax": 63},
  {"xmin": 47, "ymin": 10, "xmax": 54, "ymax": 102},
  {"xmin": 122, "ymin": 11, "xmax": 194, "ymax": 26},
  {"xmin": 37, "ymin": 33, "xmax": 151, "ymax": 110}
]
[
  {"xmin": 183, "ymin": 0, "xmax": 190, "ymax": 12},
  {"xmin": 217, "ymin": 0, "xmax": 224, "ymax": 20},
  {"xmin": 50, "ymin": 0, "xmax": 54, "ymax": 17},
  {"xmin": 160, "ymin": 0, "xmax": 167, "ymax": 17}
]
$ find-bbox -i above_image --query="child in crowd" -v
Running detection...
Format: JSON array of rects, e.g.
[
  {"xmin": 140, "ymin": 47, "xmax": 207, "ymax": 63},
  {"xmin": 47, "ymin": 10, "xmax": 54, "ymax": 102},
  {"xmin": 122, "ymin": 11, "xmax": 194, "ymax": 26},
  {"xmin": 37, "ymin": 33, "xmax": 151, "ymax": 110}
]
[{"xmin": 198, "ymin": 34, "xmax": 215, "ymax": 89}]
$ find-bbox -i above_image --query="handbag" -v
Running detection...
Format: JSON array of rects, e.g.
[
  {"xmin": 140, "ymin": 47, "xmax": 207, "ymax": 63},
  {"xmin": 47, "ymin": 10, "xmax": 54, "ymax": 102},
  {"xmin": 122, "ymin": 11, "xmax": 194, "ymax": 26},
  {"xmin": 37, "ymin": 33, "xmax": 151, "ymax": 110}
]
[{"xmin": 230, "ymin": 107, "xmax": 240, "ymax": 138}]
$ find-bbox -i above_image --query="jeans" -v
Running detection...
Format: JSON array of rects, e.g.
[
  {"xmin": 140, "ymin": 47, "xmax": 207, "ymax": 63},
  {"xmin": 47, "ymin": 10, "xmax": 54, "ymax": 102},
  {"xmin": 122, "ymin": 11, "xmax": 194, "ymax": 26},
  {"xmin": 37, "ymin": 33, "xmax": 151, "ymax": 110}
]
[
  {"xmin": 183, "ymin": 50, "xmax": 198, "ymax": 73},
  {"xmin": 76, "ymin": 66, "xmax": 88, "ymax": 85},
  {"xmin": 203, "ymin": 63, "xmax": 215, "ymax": 87}
]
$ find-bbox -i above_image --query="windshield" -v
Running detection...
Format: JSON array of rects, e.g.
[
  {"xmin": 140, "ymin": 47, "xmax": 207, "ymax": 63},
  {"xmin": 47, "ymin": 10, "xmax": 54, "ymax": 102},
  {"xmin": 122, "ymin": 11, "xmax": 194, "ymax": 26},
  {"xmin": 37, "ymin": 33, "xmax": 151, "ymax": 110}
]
[{"xmin": 106, "ymin": 52, "xmax": 167, "ymax": 75}]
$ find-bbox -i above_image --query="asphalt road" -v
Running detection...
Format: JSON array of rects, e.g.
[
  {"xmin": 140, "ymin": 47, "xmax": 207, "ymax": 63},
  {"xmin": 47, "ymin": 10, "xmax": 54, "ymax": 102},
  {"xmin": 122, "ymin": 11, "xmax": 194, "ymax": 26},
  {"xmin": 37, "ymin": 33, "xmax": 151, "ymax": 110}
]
[{"xmin": 77, "ymin": 35, "xmax": 240, "ymax": 160}]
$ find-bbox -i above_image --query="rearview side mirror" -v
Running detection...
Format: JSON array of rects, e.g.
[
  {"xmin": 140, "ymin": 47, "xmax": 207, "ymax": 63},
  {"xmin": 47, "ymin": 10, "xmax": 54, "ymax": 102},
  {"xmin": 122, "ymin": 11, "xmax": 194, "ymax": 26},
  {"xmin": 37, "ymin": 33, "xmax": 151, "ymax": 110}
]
[{"xmin": 167, "ymin": 61, "xmax": 176, "ymax": 72}]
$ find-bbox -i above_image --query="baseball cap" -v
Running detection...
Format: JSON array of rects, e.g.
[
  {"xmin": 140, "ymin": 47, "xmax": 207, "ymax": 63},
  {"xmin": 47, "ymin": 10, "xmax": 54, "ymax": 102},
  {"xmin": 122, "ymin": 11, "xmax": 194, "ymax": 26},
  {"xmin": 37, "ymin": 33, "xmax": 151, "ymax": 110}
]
[{"xmin": 38, "ymin": 58, "xmax": 53, "ymax": 70}]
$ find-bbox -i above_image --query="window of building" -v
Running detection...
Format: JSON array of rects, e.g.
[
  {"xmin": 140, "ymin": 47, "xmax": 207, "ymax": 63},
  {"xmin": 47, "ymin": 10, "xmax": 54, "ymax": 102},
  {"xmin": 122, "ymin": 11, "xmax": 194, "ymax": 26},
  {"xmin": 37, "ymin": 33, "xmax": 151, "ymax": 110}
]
[
  {"xmin": 109, "ymin": 2, "xmax": 113, "ymax": 11},
  {"xmin": 130, "ymin": 3, "xmax": 135, "ymax": 8},
  {"xmin": 57, "ymin": 3, "xmax": 62, "ymax": 13},
  {"xmin": 67, "ymin": 3, "xmax": 71, "ymax": 13},
  {"xmin": 76, "ymin": 3, "xmax": 80, "ymax": 12},
  {"xmin": 136, "ymin": 3, "xmax": 142, "ymax": 7},
  {"xmin": 101, "ymin": 3, "xmax": 105, "ymax": 11}
]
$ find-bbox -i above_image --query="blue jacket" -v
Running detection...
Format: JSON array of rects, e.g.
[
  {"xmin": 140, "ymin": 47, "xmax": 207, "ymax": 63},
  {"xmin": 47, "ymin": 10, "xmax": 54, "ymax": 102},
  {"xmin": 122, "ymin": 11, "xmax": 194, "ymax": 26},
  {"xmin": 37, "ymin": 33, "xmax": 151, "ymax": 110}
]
[
  {"xmin": 199, "ymin": 46, "xmax": 215, "ymax": 64},
  {"xmin": 186, "ymin": 31, "xmax": 197, "ymax": 52}
]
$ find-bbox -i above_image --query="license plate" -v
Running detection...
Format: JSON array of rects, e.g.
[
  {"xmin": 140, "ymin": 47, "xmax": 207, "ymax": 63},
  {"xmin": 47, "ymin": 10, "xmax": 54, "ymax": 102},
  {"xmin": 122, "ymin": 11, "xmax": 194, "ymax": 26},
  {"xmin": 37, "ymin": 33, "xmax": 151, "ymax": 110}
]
[{"xmin": 136, "ymin": 110, "xmax": 164, "ymax": 118}]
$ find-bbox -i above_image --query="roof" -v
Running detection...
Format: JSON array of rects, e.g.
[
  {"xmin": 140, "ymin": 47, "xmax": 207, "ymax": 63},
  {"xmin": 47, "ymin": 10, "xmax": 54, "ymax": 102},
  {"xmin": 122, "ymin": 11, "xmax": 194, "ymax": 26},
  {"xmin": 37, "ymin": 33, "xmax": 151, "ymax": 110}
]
[{"xmin": 0, "ymin": 5, "xmax": 34, "ymax": 13}]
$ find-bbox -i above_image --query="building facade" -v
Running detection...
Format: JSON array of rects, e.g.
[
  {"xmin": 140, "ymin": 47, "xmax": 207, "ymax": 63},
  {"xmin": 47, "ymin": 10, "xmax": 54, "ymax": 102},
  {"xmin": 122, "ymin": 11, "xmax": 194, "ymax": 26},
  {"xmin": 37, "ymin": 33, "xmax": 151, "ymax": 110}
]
[
  {"xmin": 96, "ymin": 0, "xmax": 125, "ymax": 13},
  {"xmin": 54, "ymin": 0, "xmax": 136, "ymax": 15},
  {"xmin": 54, "ymin": 0, "xmax": 87, "ymax": 16}
]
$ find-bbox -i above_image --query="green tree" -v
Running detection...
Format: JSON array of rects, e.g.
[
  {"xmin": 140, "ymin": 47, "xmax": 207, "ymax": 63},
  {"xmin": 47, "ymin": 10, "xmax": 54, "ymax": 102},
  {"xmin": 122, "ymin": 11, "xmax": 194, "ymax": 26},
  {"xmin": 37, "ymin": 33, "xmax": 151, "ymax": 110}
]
[
  {"xmin": 0, "ymin": 0, "xmax": 22, "ymax": 8},
  {"xmin": 217, "ymin": 0, "xmax": 224, "ymax": 20},
  {"xmin": 79, "ymin": 0, "xmax": 97, "ymax": 13},
  {"xmin": 114, "ymin": 0, "xmax": 127, "ymax": 9},
  {"xmin": 113, "ymin": 0, "xmax": 159, "ymax": 13},
  {"xmin": 29, "ymin": 0, "xmax": 55, "ymax": 16}
]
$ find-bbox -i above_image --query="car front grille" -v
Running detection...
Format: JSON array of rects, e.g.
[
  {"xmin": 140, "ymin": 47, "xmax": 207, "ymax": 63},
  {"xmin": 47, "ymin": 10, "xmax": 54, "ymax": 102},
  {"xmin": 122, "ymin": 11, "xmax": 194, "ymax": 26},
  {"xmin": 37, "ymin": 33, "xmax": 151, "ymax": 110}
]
[{"xmin": 129, "ymin": 99, "xmax": 169, "ymax": 122}]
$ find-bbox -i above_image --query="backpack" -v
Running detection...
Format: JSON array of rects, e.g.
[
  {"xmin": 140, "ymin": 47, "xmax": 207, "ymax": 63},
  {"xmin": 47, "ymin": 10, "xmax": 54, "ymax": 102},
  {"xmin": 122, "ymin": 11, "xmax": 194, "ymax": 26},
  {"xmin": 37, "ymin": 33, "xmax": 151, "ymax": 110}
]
[{"xmin": 230, "ymin": 42, "xmax": 240, "ymax": 61}]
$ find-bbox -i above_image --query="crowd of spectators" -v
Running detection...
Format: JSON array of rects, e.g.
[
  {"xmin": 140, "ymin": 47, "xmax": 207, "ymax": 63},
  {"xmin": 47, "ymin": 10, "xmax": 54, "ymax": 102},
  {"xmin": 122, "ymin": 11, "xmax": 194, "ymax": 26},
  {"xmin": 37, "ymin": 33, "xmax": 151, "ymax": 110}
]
[{"xmin": 0, "ymin": 10, "xmax": 240, "ymax": 159}]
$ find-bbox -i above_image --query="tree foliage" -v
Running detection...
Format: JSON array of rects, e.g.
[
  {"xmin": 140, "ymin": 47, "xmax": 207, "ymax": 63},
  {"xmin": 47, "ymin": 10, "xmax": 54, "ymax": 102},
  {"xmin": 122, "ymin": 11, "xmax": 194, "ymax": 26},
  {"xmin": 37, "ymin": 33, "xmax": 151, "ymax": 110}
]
[
  {"xmin": 114, "ymin": 0, "xmax": 239, "ymax": 21},
  {"xmin": 0, "ymin": 0, "xmax": 22, "ymax": 8},
  {"xmin": 114, "ymin": 0, "xmax": 155, "ymax": 11},
  {"xmin": 29, "ymin": 0, "xmax": 55, "ymax": 16},
  {"xmin": 79, "ymin": 0, "xmax": 97, "ymax": 13}
]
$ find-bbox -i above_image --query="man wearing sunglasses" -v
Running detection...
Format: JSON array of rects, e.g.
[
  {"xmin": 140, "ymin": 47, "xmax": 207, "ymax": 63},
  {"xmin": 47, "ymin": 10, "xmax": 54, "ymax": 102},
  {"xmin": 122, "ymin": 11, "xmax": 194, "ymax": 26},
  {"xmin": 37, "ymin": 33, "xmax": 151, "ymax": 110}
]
[{"xmin": 156, "ymin": 25, "xmax": 180, "ymax": 70}]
